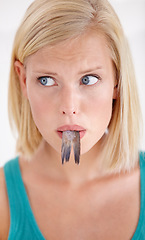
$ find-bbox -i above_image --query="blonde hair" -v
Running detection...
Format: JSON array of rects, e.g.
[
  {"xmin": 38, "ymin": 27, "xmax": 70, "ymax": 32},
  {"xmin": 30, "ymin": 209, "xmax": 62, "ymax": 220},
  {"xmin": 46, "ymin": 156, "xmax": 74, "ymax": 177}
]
[{"xmin": 9, "ymin": 0, "xmax": 142, "ymax": 173}]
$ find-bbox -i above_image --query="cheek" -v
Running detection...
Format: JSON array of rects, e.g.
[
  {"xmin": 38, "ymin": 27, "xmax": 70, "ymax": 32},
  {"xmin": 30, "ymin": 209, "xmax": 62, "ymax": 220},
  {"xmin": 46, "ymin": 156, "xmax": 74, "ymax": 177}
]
[
  {"xmin": 90, "ymin": 100, "xmax": 112, "ymax": 133},
  {"xmin": 27, "ymin": 90, "xmax": 54, "ymax": 126},
  {"xmin": 80, "ymin": 90, "xmax": 114, "ymax": 154},
  {"xmin": 86, "ymin": 86, "xmax": 114, "ymax": 120},
  {"xmin": 99, "ymin": 90, "xmax": 113, "ymax": 115},
  {"xmin": 85, "ymin": 90, "xmax": 113, "ymax": 152}
]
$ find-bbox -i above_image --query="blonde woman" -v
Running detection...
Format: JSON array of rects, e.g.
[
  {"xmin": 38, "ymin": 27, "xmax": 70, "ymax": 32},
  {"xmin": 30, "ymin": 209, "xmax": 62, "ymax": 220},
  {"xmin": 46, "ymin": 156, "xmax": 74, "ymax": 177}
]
[{"xmin": 0, "ymin": 0, "xmax": 144, "ymax": 239}]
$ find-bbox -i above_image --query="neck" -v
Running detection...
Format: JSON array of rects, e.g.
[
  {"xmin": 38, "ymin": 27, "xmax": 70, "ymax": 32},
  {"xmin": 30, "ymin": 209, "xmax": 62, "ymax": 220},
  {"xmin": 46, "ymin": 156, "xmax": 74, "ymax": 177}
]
[{"xmin": 21, "ymin": 140, "xmax": 103, "ymax": 187}]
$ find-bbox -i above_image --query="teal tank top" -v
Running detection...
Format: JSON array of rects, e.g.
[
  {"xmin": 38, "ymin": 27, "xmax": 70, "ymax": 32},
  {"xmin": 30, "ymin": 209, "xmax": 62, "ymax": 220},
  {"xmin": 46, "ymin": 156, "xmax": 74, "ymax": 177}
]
[{"xmin": 4, "ymin": 152, "xmax": 145, "ymax": 239}]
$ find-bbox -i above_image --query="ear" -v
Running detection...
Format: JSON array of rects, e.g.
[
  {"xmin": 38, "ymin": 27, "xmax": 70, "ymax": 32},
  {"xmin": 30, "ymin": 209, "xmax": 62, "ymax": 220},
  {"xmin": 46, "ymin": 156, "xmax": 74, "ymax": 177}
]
[{"xmin": 14, "ymin": 60, "xmax": 28, "ymax": 98}]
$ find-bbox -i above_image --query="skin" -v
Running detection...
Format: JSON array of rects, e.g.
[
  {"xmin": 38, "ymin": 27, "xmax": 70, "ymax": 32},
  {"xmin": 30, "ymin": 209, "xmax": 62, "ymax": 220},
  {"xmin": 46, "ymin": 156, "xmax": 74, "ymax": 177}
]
[
  {"xmin": 18, "ymin": 31, "xmax": 117, "ymax": 169},
  {"xmin": 0, "ymin": 30, "xmax": 140, "ymax": 239}
]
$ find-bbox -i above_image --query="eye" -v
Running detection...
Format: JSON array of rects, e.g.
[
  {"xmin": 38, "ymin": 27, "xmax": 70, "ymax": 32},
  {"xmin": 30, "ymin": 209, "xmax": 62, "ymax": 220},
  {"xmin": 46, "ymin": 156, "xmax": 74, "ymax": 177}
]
[
  {"xmin": 38, "ymin": 76, "xmax": 55, "ymax": 86},
  {"xmin": 81, "ymin": 75, "xmax": 100, "ymax": 86}
]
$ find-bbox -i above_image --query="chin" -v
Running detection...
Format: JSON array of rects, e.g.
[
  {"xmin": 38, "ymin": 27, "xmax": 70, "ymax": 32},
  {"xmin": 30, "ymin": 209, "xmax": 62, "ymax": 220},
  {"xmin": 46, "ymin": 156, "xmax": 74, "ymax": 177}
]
[{"xmin": 80, "ymin": 133, "xmax": 104, "ymax": 156}]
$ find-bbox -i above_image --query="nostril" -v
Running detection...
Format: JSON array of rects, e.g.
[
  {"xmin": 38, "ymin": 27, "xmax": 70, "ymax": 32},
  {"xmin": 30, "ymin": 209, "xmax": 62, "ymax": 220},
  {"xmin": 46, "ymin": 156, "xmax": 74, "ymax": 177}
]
[{"xmin": 62, "ymin": 110, "xmax": 76, "ymax": 115}]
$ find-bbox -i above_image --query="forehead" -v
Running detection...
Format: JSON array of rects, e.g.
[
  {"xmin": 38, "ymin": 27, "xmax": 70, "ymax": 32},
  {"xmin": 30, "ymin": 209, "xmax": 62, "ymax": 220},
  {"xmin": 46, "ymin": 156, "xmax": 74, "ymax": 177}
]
[{"xmin": 26, "ymin": 30, "xmax": 111, "ymax": 68}]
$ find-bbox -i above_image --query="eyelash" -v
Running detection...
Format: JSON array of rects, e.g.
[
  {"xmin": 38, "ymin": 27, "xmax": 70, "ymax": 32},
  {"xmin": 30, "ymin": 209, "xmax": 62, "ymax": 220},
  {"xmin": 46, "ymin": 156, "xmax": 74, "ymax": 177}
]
[
  {"xmin": 81, "ymin": 74, "xmax": 101, "ymax": 86},
  {"xmin": 37, "ymin": 74, "xmax": 101, "ymax": 87},
  {"xmin": 37, "ymin": 76, "xmax": 56, "ymax": 86}
]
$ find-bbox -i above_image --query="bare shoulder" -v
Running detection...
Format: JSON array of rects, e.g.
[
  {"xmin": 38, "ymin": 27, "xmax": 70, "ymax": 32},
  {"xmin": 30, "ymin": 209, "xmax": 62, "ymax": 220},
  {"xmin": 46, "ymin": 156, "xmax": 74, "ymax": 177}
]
[{"xmin": 0, "ymin": 167, "xmax": 10, "ymax": 239}]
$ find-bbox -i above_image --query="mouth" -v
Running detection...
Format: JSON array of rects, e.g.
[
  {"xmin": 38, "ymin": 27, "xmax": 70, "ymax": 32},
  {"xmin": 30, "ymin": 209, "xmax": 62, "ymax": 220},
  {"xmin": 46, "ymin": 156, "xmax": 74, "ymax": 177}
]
[{"xmin": 57, "ymin": 125, "xmax": 86, "ymax": 139}]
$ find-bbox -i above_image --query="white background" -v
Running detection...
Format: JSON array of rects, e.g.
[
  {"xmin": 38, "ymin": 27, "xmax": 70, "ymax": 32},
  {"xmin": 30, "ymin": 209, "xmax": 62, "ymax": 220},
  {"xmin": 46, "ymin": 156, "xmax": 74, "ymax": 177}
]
[{"xmin": 0, "ymin": 0, "xmax": 145, "ymax": 166}]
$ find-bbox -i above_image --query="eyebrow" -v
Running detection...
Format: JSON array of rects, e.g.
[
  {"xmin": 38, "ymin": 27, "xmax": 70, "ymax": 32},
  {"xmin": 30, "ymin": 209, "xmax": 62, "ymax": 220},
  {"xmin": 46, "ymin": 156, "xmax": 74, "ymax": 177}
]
[
  {"xmin": 32, "ymin": 66, "xmax": 103, "ymax": 76},
  {"xmin": 78, "ymin": 66, "xmax": 103, "ymax": 75},
  {"xmin": 32, "ymin": 71, "xmax": 58, "ymax": 76}
]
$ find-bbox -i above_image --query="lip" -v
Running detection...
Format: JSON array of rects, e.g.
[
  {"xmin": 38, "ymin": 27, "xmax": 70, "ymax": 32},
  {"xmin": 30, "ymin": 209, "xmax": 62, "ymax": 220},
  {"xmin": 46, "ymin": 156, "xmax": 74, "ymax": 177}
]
[{"xmin": 57, "ymin": 125, "xmax": 86, "ymax": 139}]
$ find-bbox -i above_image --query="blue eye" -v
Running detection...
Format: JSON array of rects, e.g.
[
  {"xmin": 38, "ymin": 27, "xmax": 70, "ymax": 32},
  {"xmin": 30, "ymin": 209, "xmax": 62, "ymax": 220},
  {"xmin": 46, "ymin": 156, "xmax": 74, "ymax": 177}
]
[
  {"xmin": 38, "ymin": 76, "xmax": 55, "ymax": 86},
  {"xmin": 81, "ymin": 75, "xmax": 100, "ymax": 85}
]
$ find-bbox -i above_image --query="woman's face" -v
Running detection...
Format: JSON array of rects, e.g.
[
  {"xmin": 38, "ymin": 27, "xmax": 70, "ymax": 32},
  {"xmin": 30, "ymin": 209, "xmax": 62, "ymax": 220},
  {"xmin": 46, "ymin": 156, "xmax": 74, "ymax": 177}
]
[{"xmin": 17, "ymin": 30, "xmax": 117, "ymax": 157}]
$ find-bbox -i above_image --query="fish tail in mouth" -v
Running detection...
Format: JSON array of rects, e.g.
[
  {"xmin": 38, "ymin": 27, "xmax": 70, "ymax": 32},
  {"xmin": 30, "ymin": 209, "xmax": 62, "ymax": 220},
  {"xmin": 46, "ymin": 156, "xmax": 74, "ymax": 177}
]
[{"xmin": 61, "ymin": 131, "xmax": 80, "ymax": 164}]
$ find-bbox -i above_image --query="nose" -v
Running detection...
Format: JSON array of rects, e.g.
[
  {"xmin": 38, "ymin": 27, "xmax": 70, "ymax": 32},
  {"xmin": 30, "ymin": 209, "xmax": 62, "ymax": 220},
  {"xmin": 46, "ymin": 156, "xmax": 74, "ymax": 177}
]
[{"xmin": 59, "ymin": 86, "xmax": 79, "ymax": 116}]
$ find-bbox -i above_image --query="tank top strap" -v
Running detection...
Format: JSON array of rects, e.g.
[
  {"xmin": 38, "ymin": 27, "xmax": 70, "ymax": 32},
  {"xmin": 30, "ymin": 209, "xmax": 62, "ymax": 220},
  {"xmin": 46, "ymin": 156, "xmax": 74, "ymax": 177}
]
[
  {"xmin": 4, "ymin": 157, "xmax": 45, "ymax": 240},
  {"xmin": 132, "ymin": 151, "xmax": 145, "ymax": 239}
]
